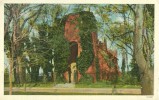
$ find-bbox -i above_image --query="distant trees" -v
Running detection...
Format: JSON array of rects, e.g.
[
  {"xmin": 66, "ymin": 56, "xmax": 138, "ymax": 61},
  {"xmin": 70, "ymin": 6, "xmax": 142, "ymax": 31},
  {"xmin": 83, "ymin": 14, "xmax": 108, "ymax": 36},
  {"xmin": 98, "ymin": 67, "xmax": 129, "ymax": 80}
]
[{"xmin": 36, "ymin": 20, "xmax": 70, "ymax": 82}]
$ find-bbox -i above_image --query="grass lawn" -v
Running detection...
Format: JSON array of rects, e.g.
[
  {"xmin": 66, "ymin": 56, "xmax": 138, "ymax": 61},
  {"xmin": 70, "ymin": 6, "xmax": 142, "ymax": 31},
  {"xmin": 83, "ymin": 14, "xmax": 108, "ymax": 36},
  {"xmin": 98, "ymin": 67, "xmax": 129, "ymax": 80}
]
[
  {"xmin": 75, "ymin": 81, "xmax": 141, "ymax": 89},
  {"xmin": 4, "ymin": 82, "xmax": 55, "ymax": 88},
  {"xmin": 4, "ymin": 81, "xmax": 141, "ymax": 95},
  {"xmin": 4, "ymin": 81, "xmax": 141, "ymax": 89}
]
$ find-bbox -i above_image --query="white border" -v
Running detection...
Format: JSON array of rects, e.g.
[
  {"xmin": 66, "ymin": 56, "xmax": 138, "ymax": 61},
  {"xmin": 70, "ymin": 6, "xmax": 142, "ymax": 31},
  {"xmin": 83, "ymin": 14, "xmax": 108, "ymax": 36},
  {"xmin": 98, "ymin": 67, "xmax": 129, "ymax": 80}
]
[
  {"xmin": 0, "ymin": 0, "xmax": 157, "ymax": 4},
  {"xmin": 0, "ymin": 0, "xmax": 159, "ymax": 100}
]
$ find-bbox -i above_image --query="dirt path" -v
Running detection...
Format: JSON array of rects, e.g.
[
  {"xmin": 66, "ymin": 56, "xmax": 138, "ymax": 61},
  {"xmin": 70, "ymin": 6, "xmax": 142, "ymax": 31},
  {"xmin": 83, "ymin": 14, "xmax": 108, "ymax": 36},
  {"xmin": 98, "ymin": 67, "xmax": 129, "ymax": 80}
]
[{"xmin": 4, "ymin": 87, "xmax": 141, "ymax": 95}]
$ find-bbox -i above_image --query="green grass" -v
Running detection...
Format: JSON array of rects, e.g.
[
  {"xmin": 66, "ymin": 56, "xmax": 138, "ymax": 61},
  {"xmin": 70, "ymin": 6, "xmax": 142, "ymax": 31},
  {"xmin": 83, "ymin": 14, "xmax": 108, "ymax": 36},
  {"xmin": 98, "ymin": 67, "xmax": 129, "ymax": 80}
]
[
  {"xmin": 75, "ymin": 81, "xmax": 141, "ymax": 88},
  {"xmin": 76, "ymin": 82, "xmax": 112, "ymax": 88},
  {"xmin": 4, "ymin": 82, "xmax": 55, "ymax": 88},
  {"xmin": 117, "ymin": 85, "xmax": 140, "ymax": 88},
  {"xmin": 4, "ymin": 81, "xmax": 141, "ymax": 95},
  {"xmin": 4, "ymin": 81, "xmax": 141, "ymax": 89}
]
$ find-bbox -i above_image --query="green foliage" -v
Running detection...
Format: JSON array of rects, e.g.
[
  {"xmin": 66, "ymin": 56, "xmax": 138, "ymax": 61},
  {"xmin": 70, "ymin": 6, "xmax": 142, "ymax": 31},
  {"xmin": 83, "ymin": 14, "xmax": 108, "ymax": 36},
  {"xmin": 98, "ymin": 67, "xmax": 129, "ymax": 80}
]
[
  {"xmin": 76, "ymin": 11, "xmax": 97, "ymax": 76},
  {"xmin": 121, "ymin": 59, "xmax": 126, "ymax": 75},
  {"xmin": 42, "ymin": 74, "xmax": 47, "ymax": 83},
  {"xmin": 34, "ymin": 20, "xmax": 70, "ymax": 82},
  {"xmin": 76, "ymin": 80, "xmax": 140, "ymax": 88},
  {"xmin": 129, "ymin": 59, "xmax": 140, "ymax": 82},
  {"xmin": 51, "ymin": 19, "xmax": 70, "ymax": 79},
  {"xmin": 4, "ymin": 68, "xmax": 9, "ymax": 82},
  {"xmin": 101, "ymin": 51, "xmax": 116, "ymax": 68},
  {"xmin": 118, "ymin": 73, "xmax": 140, "ymax": 85},
  {"xmin": 77, "ymin": 74, "xmax": 93, "ymax": 84},
  {"xmin": 4, "ymin": 68, "xmax": 9, "ymax": 75},
  {"xmin": 95, "ymin": 57, "xmax": 100, "ymax": 81},
  {"xmin": 25, "ymin": 73, "xmax": 31, "ymax": 83},
  {"xmin": 117, "ymin": 59, "xmax": 140, "ymax": 85}
]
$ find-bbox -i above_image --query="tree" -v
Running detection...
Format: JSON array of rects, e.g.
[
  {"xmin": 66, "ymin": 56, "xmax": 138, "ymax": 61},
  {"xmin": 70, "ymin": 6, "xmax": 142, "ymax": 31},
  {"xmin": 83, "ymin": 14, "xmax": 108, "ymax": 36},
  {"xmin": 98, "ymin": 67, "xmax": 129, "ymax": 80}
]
[
  {"xmin": 133, "ymin": 4, "xmax": 154, "ymax": 95},
  {"xmin": 4, "ymin": 4, "xmax": 44, "ymax": 95},
  {"xmin": 92, "ymin": 4, "xmax": 154, "ymax": 94},
  {"xmin": 48, "ymin": 18, "xmax": 70, "ymax": 82}
]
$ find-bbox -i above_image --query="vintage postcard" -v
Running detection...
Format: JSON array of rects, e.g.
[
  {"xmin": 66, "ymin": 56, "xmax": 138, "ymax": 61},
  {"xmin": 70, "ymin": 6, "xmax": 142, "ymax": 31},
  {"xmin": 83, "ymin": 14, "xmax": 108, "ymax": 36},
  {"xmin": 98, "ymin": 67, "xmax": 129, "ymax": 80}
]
[{"xmin": 0, "ymin": 0, "xmax": 159, "ymax": 100}]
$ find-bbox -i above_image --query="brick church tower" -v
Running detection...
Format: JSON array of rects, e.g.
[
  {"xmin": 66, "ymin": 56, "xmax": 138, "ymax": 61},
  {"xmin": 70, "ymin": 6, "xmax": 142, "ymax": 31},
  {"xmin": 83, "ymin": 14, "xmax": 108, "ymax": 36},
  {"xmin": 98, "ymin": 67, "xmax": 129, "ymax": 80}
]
[{"xmin": 63, "ymin": 11, "xmax": 121, "ymax": 83}]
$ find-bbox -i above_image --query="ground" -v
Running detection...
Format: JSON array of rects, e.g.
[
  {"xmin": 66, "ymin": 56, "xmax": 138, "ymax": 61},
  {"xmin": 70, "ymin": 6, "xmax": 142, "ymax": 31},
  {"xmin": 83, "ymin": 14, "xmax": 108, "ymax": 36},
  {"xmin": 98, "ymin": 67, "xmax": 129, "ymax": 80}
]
[{"xmin": 4, "ymin": 83, "xmax": 141, "ymax": 95}]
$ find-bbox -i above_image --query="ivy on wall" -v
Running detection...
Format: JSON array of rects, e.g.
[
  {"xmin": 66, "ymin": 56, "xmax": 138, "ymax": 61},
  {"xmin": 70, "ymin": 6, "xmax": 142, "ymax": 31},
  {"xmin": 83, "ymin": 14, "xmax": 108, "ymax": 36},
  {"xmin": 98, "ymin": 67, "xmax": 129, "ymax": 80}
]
[
  {"xmin": 76, "ymin": 11, "xmax": 97, "ymax": 76},
  {"xmin": 54, "ymin": 11, "xmax": 98, "ymax": 77}
]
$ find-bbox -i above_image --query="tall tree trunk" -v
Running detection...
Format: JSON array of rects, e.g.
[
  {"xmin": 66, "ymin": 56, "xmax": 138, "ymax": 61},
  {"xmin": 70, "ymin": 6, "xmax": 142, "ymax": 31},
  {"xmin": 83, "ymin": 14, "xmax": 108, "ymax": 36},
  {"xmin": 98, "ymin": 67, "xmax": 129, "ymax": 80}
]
[
  {"xmin": 134, "ymin": 5, "xmax": 154, "ymax": 95},
  {"xmin": 13, "ymin": 5, "xmax": 26, "ymax": 84},
  {"xmin": 17, "ymin": 56, "xmax": 26, "ymax": 84}
]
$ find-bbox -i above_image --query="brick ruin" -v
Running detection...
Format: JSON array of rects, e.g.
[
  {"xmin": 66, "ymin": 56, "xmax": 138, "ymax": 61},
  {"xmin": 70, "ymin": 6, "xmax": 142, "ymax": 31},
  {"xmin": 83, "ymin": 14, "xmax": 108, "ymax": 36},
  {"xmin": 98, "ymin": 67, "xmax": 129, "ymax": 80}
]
[{"xmin": 63, "ymin": 11, "xmax": 121, "ymax": 83}]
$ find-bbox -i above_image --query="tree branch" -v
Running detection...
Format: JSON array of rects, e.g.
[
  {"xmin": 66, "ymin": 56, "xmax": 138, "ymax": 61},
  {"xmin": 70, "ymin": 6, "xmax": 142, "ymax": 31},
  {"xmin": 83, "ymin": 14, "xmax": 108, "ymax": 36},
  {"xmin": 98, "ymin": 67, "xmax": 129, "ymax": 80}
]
[
  {"xmin": 20, "ymin": 5, "xmax": 44, "ymax": 31},
  {"xmin": 116, "ymin": 43, "xmax": 133, "ymax": 56},
  {"xmin": 127, "ymin": 4, "xmax": 136, "ymax": 16}
]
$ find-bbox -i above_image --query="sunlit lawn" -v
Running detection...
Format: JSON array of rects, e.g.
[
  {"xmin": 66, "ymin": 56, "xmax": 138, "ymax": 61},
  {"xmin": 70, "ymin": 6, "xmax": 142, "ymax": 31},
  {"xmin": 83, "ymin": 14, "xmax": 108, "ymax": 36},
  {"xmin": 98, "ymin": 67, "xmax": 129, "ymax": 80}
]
[
  {"xmin": 75, "ymin": 81, "xmax": 140, "ymax": 88},
  {"xmin": 4, "ymin": 81, "xmax": 141, "ymax": 89}
]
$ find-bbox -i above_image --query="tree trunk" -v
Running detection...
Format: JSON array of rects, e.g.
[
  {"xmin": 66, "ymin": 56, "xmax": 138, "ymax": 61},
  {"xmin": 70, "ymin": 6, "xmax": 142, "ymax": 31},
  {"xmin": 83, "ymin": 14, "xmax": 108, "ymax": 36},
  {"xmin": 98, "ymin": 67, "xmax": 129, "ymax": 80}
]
[
  {"xmin": 13, "ymin": 6, "xmax": 25, "ymax": 84},
  {"xmin": 17, "ymin": 56, "xmax": 26, "ymax": 84},
  {"xmin": 134, "ymin": 5, "xmax": 154, "ymax": 95}
]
